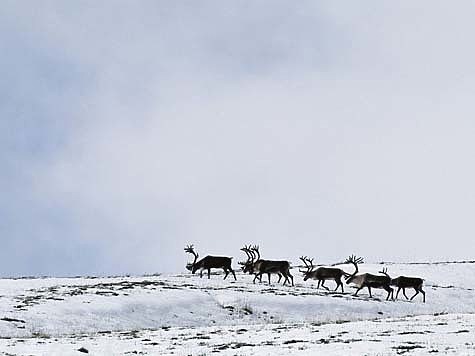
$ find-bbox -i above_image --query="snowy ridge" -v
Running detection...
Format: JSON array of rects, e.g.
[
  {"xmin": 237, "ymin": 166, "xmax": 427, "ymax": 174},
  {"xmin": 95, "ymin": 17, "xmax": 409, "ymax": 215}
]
[{"xmin": 0, "ymin": 261, "xmax": 474, "ymax": 354}]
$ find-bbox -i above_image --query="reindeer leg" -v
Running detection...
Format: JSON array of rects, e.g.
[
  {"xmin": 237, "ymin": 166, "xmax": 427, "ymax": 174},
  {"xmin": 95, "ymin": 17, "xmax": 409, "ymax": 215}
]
[
  {"xmin": 230, "ymin": 268, "xmax": 237, "ymax": 281},
  {"xmin": 277, "ymin": 274, "xmax": 282, "ymax": 284},
  {"xmin": 403, "ymin": 288, "xmax": 409, "ymax": 300},
  {"xmin": 200, "ymin": 269, "xmax": 203, "ymax": 278},
  {"xmin": 354, "ymin": 286, "xmax": 363, "ymax": 297},
  {"xmin": 410, "ymin": 288, "xmax": 420, "ymax": 301},
  {"xmin": 321, "ymin": 280, "xmax": 330, "ymax": 291},
  {"xmin": 268, "ymin": 273, "xmax": 271, "ymax": 285},
  {"xmin": 385, "ymin": 286, "xmax": 393, "ymax": 301},
  {"xmin": 288, "ymin": 271, "xmax": 294, "ymax": 286},
  {"xmin": 282, "ymin": 274, "xmax": 288, "ymax": 285},
  {"xmin": 367, "ymin": 286, "xmax": 372, "ymax": 298},
  {"xmin": 253, "ymin": 273, "xmax": 259, "ymax": 284},
  {"xmin": 334, "ymin": 278, "xmax": 343, "ymax": 292},
  {"xmin": 395, "ymin": 287, "xmax": 401, "ymax": 300},
  {"xmin": 336, "ymin": 278, "xmax": 344, "ymax": 292},
  {"xmin": 208, "ymin": 268, "xmax": 211, "ymax": 279},
  {"xmin": 420, "ymin": 288, "xmax": 426, "ymax": 303},
  {"xmin": 223, "ymin": 268, "xmax": 229, "ymax": 280}
]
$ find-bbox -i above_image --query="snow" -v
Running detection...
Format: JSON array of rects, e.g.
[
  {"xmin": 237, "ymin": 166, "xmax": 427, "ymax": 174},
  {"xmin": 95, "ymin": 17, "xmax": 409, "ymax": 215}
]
[{"xmin": 0, "ymin": 261, "xmax": 474, "ymax": 354}]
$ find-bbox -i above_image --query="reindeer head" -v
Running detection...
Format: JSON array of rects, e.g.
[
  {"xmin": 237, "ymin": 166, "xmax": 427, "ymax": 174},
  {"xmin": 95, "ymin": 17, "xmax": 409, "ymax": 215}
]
[
  {"xmin": 299, "ymin": 256, "xmax": 315, "ymax": 281},
  {"xmin": 184, "ymin": 244, "xmax": 199, "ymax": 273},
  {"xmin": 240, "ymin": 244, "xmax": 256, "ymax": 274}
]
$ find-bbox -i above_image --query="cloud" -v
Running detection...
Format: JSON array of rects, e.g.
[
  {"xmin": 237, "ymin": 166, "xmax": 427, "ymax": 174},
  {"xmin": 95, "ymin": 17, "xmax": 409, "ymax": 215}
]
[{"xmin": 2, "ymin": 1, "xmax": 475, "ymax": 276}]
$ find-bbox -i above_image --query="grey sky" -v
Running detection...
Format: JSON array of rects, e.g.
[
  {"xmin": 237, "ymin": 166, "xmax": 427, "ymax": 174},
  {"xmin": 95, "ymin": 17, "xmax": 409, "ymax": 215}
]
[{"xmin": 2, "ymin": 2, "xmax": 475, "ymax": 276}]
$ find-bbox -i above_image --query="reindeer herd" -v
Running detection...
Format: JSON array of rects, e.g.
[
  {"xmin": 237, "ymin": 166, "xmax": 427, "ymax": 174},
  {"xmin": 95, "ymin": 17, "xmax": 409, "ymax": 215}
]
[{"xmin": 184, "ymin": 245, "xmax": 426, "ymax": 302}]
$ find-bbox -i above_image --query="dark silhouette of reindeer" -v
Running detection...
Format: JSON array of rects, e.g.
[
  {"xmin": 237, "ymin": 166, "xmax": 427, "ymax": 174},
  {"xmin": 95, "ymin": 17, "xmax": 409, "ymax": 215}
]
[
  {"xmin": 240, "ymin": 245, "xmax": 293, "ymax": 286},
  {"xmin": 240, "ymin": 245, "xmax": 283, "ymax": 283},
  {"xmin": 345, "ymin": 255, "xmax": 394, "ymax": 301},
  {"xmin": 391, "ymin": 276, "xmax": 426, "ymax": 302},
  {"xmin": 299, "ymin": 256, "xmax": 348, "ymax": 292},
  {"xmin": 184, "ymin": 245, "xmax": 236, "ymax": 280}
]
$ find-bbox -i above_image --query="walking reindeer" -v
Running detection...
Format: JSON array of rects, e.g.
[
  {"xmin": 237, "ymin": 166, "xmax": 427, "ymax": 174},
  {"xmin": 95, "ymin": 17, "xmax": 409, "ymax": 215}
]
[
  {"xmin": 240, "ymin": 245, "xmax": 294, "ymax": 286},
  {"xmin": 345, "ymin": 255, "xmax": 394, "ymax": 301},
  {"xmin": 240, "ymin": 245, "xmax": 285, "ymax": 284},
  {"xmin": 390, "ymin": 275, "xmax": 426, "ymax": 303},
  {"xmin": 184, "ymin": 244, "xmax": 236, "ymax": 280},
  {"xmin": 299, "ymin": 256, "xmax": 348, "ymax": 292}
]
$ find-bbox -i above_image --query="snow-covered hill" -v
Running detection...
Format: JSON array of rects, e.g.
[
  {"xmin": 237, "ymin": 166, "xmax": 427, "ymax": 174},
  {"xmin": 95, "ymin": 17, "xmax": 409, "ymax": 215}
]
[{"xmin": 0, "ymin": 261, "xmax": 474, "ymax": 355}]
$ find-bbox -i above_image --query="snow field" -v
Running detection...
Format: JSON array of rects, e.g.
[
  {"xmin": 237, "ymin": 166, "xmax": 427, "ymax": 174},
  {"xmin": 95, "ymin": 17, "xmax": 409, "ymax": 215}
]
[{"xmin": 0, "ymin": 261, "xmax": 474, "ymax": 354}]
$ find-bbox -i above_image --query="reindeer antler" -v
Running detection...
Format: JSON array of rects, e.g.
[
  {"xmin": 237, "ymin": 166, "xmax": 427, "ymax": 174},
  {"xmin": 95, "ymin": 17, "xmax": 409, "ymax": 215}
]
[
  {"xmin": 299, "ymin": 256, "xmax": 314, "ymax": 274},
  {"xmin": 240, "ymin": 244, "xmax": 251, "ymax": 256},
  {"xmin": 379, "ymin": 267, "xmax": 390, "ymax": 276},
  {"xmin": 299, "ymin": 256, "xmax": 308, "ymax": 272},
  {"xmin": 343, "ymin": 254, "xmax": 364, "ymax": 278},
  {"xmin": 251, "ymin": 245, "xmax": 261, "ymax": 261},
  {"xmin": 345, "ymin": 254, "xmax": 364, "ymax": 265},
  {"xmin": 184, "ymin": 244, "xmax": 199, "ymax": 271},
  {"xmin": 239, "ymin": 245, "xmax": 253, "ymax": 265},
  {"xmin": 184, "ymin": 244, "xmax": 194, "ymax": 253},
  {"xmin": 184, "ymin": 245, "xmax": 198, "ymax": 258}
]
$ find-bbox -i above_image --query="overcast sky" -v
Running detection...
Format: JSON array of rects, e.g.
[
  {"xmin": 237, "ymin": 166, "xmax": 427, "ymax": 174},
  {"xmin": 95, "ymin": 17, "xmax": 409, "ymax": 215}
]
[{"xmin": 2, "ymin": 2, "xmax": 475, "ymax": 276}]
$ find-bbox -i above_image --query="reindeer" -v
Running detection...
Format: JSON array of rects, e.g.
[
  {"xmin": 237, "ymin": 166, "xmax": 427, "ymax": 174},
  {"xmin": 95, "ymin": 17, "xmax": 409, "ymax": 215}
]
[
  {"xmin": 239, "ymin": 245, "xmax": 283, "ymax": 283},
  {"xmin": 390, "ymin": 276, "xmax": 426, "ymax": 303},
  {"xmin": 345, "ymin": 255, "xmax": 394, "ymax": 301},
  {"xmin": 184, "ymin": 245, "xmax": 236, "ymax": 280},
  {"xmin": 299, "ymin": 256, "xmax": 347, "ymax": 292},
  {"xmin": 240, "ymin": 245, "xmax": 293, "ymax": 286}
]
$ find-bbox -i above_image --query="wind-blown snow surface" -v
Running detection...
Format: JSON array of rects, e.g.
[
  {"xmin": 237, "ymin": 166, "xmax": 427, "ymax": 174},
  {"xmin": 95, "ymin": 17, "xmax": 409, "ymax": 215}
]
[{"xmin": 0, "ymin": 262, "xmax": 474, "ymax": 355}]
